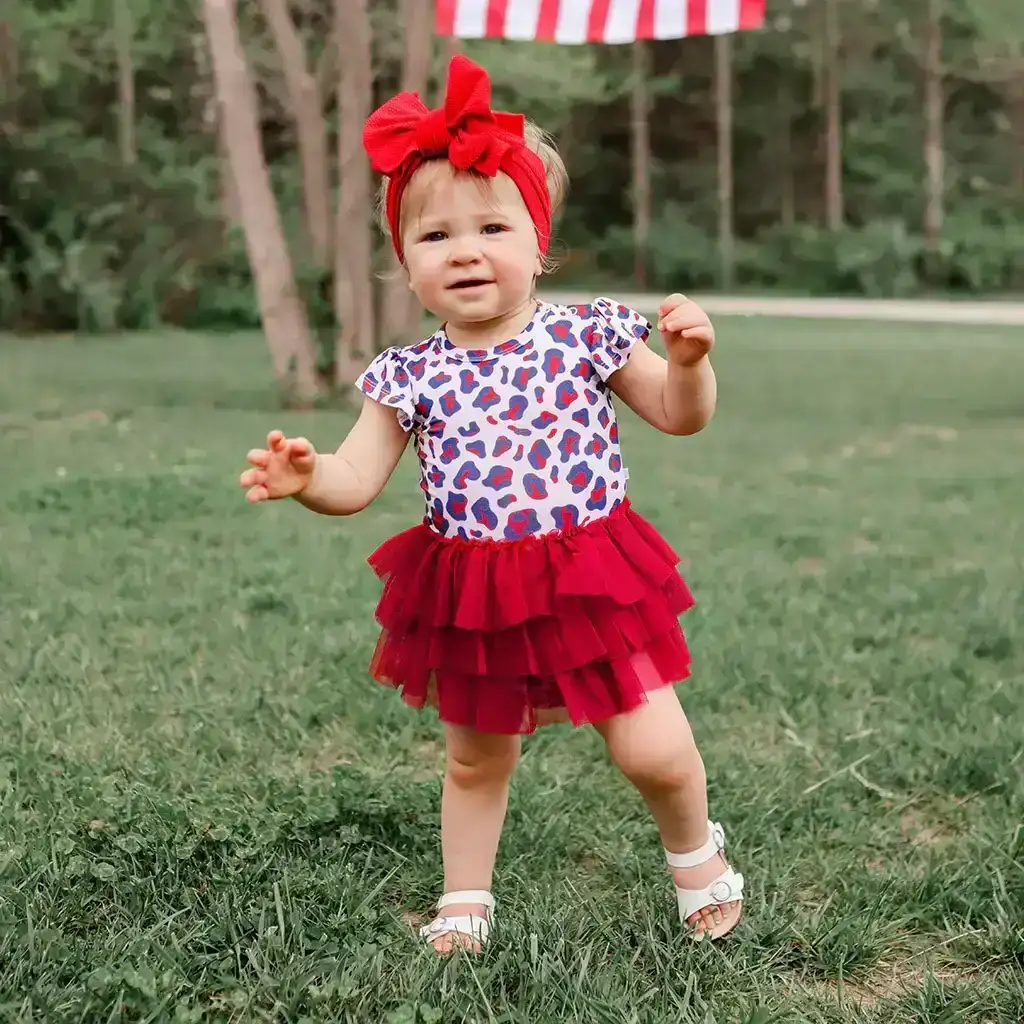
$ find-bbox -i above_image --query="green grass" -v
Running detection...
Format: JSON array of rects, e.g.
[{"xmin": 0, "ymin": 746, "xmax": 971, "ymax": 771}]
[{"xmin": 1, "ymin": 318, "xmax": 1022, "ymax": 1023}]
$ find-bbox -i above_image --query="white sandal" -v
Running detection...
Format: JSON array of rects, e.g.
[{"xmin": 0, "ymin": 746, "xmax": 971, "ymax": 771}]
[
  {"xmin": 665, "ymin": 820, "xmax": 745, "ymax": 940},
  {"xmin": 418, "ymin": 889, "xmax": 494, "ymax": 947}
]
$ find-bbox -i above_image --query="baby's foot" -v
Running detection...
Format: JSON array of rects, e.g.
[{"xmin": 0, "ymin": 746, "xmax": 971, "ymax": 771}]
[
  {"xmin": 420, "ymin": 900, "xmax": 490, "ymax": 954},
  {"xmin": 670, "ymin": 850, "xmax": 743, "ymax": 940}
]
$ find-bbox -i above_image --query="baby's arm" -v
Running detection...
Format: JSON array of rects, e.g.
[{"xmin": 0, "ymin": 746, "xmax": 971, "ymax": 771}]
[
  {"xmin": 297, "ymin": 397, "xmax": 409, "ymax": 515},
  {"xmin": 608, "ymin": 343, "xmax": 717, "ymax": 437},
  {"xmin": 592, "ymin": 294, "xmax": 716, "ymax": 436}
]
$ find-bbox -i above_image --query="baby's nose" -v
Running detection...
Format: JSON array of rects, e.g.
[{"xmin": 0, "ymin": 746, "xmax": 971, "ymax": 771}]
[{"xmin": 448, "ymin": 238, "xmax": 483, "ymax": 263}]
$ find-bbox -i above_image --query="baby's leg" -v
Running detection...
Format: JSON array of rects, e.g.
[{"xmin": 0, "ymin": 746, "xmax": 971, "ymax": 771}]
[
  {"xmin": 428, "ymin": 722, "xmax": 520, "ymax": 952},
  {"xmin": 592, "ymin": 683, "xmax": 741, "ymax": 938}
]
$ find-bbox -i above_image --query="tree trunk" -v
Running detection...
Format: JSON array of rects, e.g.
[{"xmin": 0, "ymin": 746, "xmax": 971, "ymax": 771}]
[
  {"xmin": 923, "ymin": 0, "xmax": 944, "ymax": 253},
  {"xmin": 823, "ymin": 0, "xmax": 844, "ymax": 231},
  {"xmin": 191, "ymin": 28, "xmax": 241, "ymax": 229},
  {"xmin": 630, "ymin": 41, "xmax": 651, "ymax": 290},
  {"xmin": 113, "ymin": 0, "xmax": 136, "ymax": 165},
  {"xmin": 0, "ymin": 19, "xmax": 14, "ymax": 82},
  {"xmin": 259, "ymin": 0, "xmax": 333, "ymax": 269},
  {"xmin": 382, "ymin": 0, "xmax": 433, "ymax": 350},
  {"xmin": 216, "ymin": 109, "xmax": 243, "ymax": 228},
  {"xmin": 1008, "ymin": 77, "xmax": 1024, "ymax": 196},
  {"xmin": 436, "ymin": 34, "xmax": 461, "ymax": 103},
  {"xmin": 334, "ymin": 0, "xmax": 376, "ymax": 383},
  {"xmin": 715, "ymin": 33, "xmax": 735, "ymax": 289},
  {"xmin": 775, "ymin": 74, "xmax": 795, "ymax": 227},
  {"xmin": 201, "ymin": 0, "xmax": 322, "ymax": 406}
]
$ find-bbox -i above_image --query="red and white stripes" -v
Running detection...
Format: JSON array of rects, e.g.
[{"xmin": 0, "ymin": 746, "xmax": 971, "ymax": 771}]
[{"xmin": 435, "ymin": 0, "xmax": 766, "ymax": 43}]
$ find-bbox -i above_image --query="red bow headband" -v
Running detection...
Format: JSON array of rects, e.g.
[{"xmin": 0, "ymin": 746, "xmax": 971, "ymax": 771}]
[{"xmin": 362, "ymin": 55, "xmax": 551, "ymax": 263}]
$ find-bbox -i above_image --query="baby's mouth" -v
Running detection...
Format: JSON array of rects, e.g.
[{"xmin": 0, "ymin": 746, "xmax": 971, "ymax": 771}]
[{"xmin": 448, "ymin": 279, "xmax": 494, "ymax": 289}]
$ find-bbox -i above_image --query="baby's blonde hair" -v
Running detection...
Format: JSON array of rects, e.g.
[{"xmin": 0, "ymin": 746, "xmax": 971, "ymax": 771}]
[{"xmin": 375, "ymin": 121, "xmax": 569, "ymax": 274}]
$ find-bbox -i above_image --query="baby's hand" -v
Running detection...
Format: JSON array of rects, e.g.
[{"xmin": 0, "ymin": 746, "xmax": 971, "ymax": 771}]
[
  {"xmin": 240, "ymin": 429, "xmax": 318, "ymax": 503},
  {"xmin": 656, "ymin": 293, "xmax": 715, "ymax": 367}
]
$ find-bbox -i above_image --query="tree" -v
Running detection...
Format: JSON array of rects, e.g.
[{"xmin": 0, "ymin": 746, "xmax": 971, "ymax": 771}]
[
  {"xmin": 630, "ymin": 41, "xmax": 651, "ymax": 288},
  {"xmin": 959, "ymin": 0, "xmax": 1024, "ymax": 194},
  {"xmin": 380, "ymin": 0, "xmax": 433, "ymax": 350},
  {"xmin": 715, "ymin": 34, "xmax": 735, "ymax": 288},
  {"xmin": 5, "ymin": 0, "xmax": 1024, "ymax": 338},
  {"xmin": 821, "ymin": 0, "xmax": 844, "ymax": 230},
  {"xmin": 258, "ymin": 0, "xmax": 332, "ymax": 269},
  {"xmin": 112, "ymin": 0, "xmax": 135, "ymax": 165},
  {"xmin": 201, "ymin": 0, "xmax": 322, "ymax": 405},
  {"xmin": 334, "ymin": 0, "xmax": 376, "ymax": 385},
  {"xmin": 923, "ymin": 0, "xmax": 945, "ymax": 252}
]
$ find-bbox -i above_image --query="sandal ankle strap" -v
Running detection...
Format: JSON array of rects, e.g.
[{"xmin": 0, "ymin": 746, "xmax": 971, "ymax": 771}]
[
  {"xmin": 437, "ymin": 889, "xmax": 495, "ymax": 911},
  {"xmin": 664, "ymin": 820, "xmax": 726, "ymax": 869}
]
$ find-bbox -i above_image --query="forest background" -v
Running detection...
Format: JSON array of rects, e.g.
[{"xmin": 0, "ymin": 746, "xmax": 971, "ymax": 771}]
[{"xmin": 1, "ymin": 0, "xmax": 1021, "ymax": 403}]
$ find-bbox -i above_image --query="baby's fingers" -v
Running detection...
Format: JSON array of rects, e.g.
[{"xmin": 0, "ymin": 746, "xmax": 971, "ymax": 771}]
[
  {"xmin": 239, "ymin": 467, "xmax": 266, "ymax": 489},
  {"xmin": 660, "ymin": 309, "xmax": 704, "ymax": 333},
  {"xmin": 681, "ymin": 325, "xmax": 714, "ymax": 344},
  {"xmin": 288, "ymin": 437, "xmax": 317, "ymax": 472},
  {"xmin": 246, "ymin": 448, "xmax": 270, "ymax": 468},
  {"xmin": 266, "ymin": 429, "xmax": 287, "ymax": 452},
  {"xmin": 240, "ymin": 466, "xmax": 269, "ymax": 502},
  {"xmin": 658, "ymin": 292, "xmax": 688, "ymax": 318}
]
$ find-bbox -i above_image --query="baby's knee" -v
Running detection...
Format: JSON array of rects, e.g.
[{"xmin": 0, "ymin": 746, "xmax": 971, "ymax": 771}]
[
  {"xmin": 611, "ymin": 734, "xmax": 705, "ymax": 792},
  {"xmin": 445, "ymin": 734, "xmax": 520, "ymax": 787}
]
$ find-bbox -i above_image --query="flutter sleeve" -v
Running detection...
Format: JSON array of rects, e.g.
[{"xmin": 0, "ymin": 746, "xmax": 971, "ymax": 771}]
[
  {"xmin": 587, "ymin": 297, "xmax": 653, "ymax": 381},
  {"xmin": 355, "ymin": 347, "xmax": 416, "ymax": 431}
]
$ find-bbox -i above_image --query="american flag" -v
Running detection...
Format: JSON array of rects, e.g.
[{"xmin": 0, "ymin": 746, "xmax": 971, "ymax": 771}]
[{"xmin": 435, "ymin": 0, "xmax": 766, "ymax": 44}]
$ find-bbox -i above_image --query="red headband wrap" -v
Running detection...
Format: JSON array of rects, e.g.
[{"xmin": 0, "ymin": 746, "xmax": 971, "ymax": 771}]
[{"xmin": 362, "ymin": 55, "xmax": 552, "ymax": 263}]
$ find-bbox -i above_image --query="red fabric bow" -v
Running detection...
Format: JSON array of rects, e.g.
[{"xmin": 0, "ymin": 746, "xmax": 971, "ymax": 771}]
[{"xmin": 362, "ymin": 55, "xmax": 551, "ymax": 262}]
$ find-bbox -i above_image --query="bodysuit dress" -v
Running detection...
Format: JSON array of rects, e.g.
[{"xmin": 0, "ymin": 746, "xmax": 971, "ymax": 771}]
[{"xmin": 355, "ymin": 297, "xmax": 695, "ymax": 734}]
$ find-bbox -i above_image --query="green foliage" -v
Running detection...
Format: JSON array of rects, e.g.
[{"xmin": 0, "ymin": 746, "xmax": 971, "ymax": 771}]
[
  {"xmin": 589, "ymin": 214, "xmax": 1024, "ymax": 298},
  {"xmin": 592, "ymin": 202, "xmax": 726, "ymax": 292},
  {"xmin": 2, "ymin": 322, "xmax": 1024, "ymax": 1020},
  {"xmin": 1, "ymin": 0, "xmax": 1023, "ymax": 333}
]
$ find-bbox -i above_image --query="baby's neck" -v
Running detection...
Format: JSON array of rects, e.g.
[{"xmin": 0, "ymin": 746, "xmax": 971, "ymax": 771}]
[{"xmin": 444, "ymin": 297, "xmax": 538, "ymax": 350}]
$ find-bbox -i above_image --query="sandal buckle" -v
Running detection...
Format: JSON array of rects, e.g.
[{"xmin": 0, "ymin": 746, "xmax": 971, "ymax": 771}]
[{"xmin": 709, "ymin": 879, "xmax": 734, "ymax": 904}]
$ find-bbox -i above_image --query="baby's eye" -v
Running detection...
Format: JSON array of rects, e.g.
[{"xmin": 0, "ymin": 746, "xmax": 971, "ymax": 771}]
[
  {"xmin": 422, "ymin": 231, "xmax": 446, "ymax": 243},
  {"xmin": 482, "ymin": 224, "xmax": 507, "ymax": 235}
]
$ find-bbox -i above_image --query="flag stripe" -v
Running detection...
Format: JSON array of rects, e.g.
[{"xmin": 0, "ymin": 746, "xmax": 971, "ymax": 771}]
[
  {"xmin": 536, "ymin": 0, "xmax": 562, "ymax": 38},
  {"xmin": 436, "ymin": 0, "xmax": 457, "ymax": 35},
  {"xmin": 738, "ymin": 0, "xmax": 765, "ymax": 30},
  {"xmin": 454, "ymin": 0, "xmax": 486, "ymax": 35},
  {"xmin": 586, "ymin": 0, "xmax": 613, "ymax": 44},
  {"xmin": 653, "ymin": 0, "xmax": 682, "ymax": 40},
  {"xmin": 554, "ymin": 0, "xmax": 588, "ymax": 42},
  {"xmin": 686, "ymin": 0, "xmax": 707, "ymax": 36},
  {"xmin": 636, "ymin": 0, "xmax": 656, "ymax": 40},
  {"xmin": 435, "ymin": 0, "xmax": 765, "ymax": 41},
  {"xmin": 505, "ymin": 0, "xmax": 543, "ymax": 38},
  {"xmin": 707, "ymin": 0, "xmax": 739, "ymax": 34},
  {"xmin": 604, "ymin": 0, "xmax": 640, "ymax": 44},
  {"xmin": 486, "ymin": 0, "xmax": 509, "ymax": 35}
]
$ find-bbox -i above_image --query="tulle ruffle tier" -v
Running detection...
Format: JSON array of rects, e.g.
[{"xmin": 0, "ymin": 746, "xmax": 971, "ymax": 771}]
[{"xmin": 366, "ymin": 500, "xmax": 695, "ymax": 734}]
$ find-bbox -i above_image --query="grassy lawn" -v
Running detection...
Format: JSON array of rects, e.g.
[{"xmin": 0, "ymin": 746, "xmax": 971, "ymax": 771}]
[{"xmin": 1, "ymin": 317, "xmax": 1022, "ymax": 1023}]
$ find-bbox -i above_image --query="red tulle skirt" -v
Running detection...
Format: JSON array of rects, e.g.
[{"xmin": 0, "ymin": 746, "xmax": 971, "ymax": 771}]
[{"xmin": 366, "ymin": 499, "xmax": 695, "ymax": 734}]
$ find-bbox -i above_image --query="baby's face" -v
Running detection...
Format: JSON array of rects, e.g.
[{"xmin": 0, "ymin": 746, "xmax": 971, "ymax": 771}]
[{"xmin": 400, "ymin": 164, "xmax": 542, "ymax": 335}]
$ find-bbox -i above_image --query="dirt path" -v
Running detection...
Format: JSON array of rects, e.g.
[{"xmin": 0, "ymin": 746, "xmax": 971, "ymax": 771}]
[{"xmin": 539, "ymin": 290, "xmax": 1024, "ymax": 326}]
